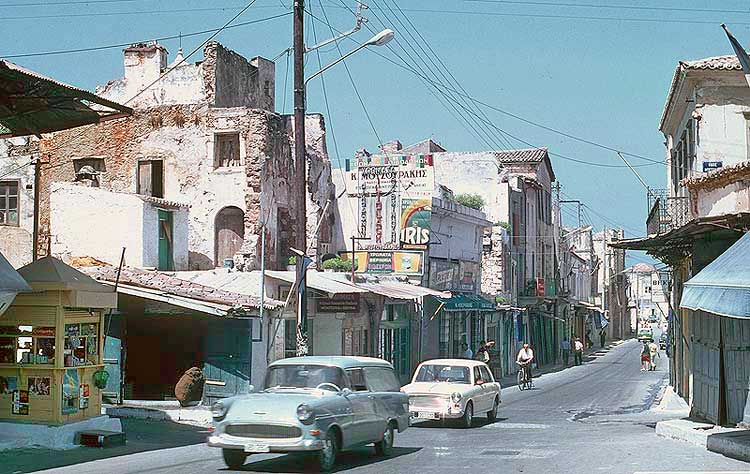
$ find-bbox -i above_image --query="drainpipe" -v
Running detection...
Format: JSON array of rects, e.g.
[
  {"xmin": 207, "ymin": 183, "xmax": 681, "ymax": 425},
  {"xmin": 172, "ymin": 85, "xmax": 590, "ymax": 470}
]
[{"xmin": 32, "ymin": 155, "xmax": 40, "ymax": 260}]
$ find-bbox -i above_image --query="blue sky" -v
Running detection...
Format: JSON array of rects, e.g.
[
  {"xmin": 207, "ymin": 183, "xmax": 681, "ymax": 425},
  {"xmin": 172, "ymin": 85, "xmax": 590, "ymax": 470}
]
[{"xmin": 2, "ymin": 0, "xmax": 747, "ymax": 266}]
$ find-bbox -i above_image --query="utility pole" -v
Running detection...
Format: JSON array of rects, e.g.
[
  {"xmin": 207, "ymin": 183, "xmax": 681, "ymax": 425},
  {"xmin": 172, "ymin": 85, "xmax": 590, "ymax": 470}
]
[{"xmin": 293, "ymin": 0, "xmax": 308, "ymax": 355}]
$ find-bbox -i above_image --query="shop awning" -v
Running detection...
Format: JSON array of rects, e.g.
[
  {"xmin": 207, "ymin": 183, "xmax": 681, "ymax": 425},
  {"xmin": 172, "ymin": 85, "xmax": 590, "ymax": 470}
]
[
  {"xmin": 0, "ymin": 251, "xmax": 30, "ymax": 294},
  {"xmin": 681, "ymin": 232, "xmax": 750, "ymax": 318},
  {"xmin": 437, "ymin": 293, "xmax": 496, "ymax": 312},
  {"xmin": 354, "ymin": 281, "xmax": 450, "ymax": 300},
  {"xmin": 264, "ymin": 270, "xmax": 369, "ymax": 296},
  {"xmin": 0, "ymin": 60, "xmax": 132, "ymax": 138}
]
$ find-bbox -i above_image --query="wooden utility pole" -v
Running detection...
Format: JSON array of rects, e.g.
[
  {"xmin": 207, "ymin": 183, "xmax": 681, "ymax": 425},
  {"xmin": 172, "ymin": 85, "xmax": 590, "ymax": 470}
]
[{"xmin": 293, "ymin": 0, "xmax": 308, "ymax": 355}]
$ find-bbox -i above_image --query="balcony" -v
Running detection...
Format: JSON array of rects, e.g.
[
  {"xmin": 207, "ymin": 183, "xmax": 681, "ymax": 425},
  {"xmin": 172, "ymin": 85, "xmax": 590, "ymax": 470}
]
[{"xmin": 646, "ymin": 189, "xmax": 690, "ymax": 235}]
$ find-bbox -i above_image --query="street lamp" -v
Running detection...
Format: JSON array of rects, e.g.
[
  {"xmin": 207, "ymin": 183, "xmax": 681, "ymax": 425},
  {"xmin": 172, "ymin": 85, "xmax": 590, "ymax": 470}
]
[
  {"xmin": 305, "ymin": 29, "xmax": 395, "ymax": 85},
  {"xmin": 291, "ymin": 10, "xmax": 395, "ymax": 356}
]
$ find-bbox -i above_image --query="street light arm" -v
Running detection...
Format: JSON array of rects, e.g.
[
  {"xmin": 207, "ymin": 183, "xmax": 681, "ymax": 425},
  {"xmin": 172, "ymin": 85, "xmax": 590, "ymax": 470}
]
[{"xmin": 305, "ymin": 42, "xmax": 368, "ymax": 85}]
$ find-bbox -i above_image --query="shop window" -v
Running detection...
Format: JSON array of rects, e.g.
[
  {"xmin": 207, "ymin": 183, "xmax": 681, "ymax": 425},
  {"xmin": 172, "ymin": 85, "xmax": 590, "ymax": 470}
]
[
  {"xmin": 0, "ymin": 325, "xmax": 55, "ymax": 365},
  {"xmin": 137, "ymin": 159, "xmax": 164, "ymax": 198},
  {"xmin": 0, "ymin": 180, "xmax": 19, "ymax": 226},
  {"xmin": 214, "ymin": 133, "xmax": 241, "ymax": 168},
  {"xmin": 63, "ymin": 323, "xmax": 99, "ymax": 367}
]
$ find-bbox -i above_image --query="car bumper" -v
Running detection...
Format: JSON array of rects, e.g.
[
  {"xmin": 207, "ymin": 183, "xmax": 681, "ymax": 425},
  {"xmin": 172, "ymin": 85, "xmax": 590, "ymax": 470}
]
[
  {"xmin": 410, "ymin": 406, "xmax": 466, "ymax": 421},
  {"xmin": 207, "ymin": 434, "xmax": 324, "ymax": 452}
]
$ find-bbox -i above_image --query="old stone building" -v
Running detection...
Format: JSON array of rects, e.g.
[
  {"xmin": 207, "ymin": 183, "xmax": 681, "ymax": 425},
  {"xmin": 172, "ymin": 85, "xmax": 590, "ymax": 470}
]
[
  {"xmin": 29, "ymin": 41, "xmax": 333, "ymax": 271},
  {"xmin": 0, "ymin": 137, "xmax": 37, "ymax": 267}
]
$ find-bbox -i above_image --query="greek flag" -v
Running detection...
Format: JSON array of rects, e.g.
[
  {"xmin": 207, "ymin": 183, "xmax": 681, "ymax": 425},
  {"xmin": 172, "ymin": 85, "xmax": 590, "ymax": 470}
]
[{"xmin": 722, "ymin": 24, "xmax": 750, "ymax": 88}]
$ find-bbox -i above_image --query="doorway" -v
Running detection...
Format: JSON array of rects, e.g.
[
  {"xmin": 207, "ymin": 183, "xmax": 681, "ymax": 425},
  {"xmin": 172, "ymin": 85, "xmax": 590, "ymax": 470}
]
[{"xmin": 215, "ymin": 206, "xmax": 245, "ymax": 267}]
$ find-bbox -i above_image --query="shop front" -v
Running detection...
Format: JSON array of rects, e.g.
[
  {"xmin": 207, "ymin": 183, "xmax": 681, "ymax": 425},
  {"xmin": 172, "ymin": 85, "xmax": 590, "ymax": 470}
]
[
  {"xmin": 0, "ymin": 257, "xmax": 116, "ymax": 425},
  {"xmin": 434, "ymin": 293, "xmax": 496, "ymax": 359}
]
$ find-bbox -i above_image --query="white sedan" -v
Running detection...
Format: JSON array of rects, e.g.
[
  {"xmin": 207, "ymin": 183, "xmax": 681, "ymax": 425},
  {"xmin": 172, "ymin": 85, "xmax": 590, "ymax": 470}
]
[{"xmin": 402, "ymin": 359, "xmax": 501, "ymax": 428}]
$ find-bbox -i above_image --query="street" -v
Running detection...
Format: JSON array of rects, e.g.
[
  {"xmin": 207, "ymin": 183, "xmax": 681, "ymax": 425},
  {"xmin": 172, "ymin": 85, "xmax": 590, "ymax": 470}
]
[{"xmin": 5, "ymin": 340, "xmax": 748, "ymax": 474}]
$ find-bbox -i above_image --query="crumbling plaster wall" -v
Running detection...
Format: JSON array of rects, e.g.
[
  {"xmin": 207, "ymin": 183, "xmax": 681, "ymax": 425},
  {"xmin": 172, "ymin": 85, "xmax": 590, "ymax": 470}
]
[
  {"xmin": 38, "ymin": 105, "xmax": 333, "ymax": 271},
  {"xmin": 0, "ymin": 138, "xmax": 37, "ymax": 267}
]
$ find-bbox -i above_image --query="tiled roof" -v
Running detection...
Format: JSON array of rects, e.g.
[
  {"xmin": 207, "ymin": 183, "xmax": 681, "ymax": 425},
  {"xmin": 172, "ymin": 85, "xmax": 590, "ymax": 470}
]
[
  {"xmin": 84, "ymin": 265, "xmax": 283, "ymax": 310},
  {"xmin": 683, "ymin": 160, "xmax": 750, "ymax": 191},
  {"xmin": 494, "ymin": 147, "xmax": 548, "ymax": 164},
  {"xmin": 681, "ymin": 55, "xmax": 742, "ymax": 71}
]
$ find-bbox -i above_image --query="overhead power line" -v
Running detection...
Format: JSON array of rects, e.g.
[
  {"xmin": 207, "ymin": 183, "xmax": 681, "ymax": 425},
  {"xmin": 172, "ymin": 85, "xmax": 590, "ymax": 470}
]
[
  {"xmin": 0, "ymin": 4, "xmax": 279, "ymax": 20},
  {"xmin": 0, "ymin": 0, "xmax": 139, "ymax": 6},
  {"xmin": 1, "ymin": 12, "xmax": 292, "ymax": 58},
  {"xmin": 466, "ymin": 0, "xmax": 750, "ymax": 16}
]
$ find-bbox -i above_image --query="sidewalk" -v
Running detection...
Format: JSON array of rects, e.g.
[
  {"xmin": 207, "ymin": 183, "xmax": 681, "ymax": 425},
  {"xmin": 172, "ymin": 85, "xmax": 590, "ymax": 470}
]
[
  {"xmin": 105, "ymin": 401, "xmax": 212, "ymax": 427},
  {"xmin": 497, "ymin": 339, "xmax": 626, "ymax": 388},
  {"xmin": 655, "ymin": 387, "xmax": 750, "ymax": 463}
]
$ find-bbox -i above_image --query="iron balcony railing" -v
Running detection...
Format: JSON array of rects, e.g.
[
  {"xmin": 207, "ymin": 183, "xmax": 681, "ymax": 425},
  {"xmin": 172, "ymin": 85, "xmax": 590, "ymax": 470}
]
[{"xmin": 646, "ymin": 189, "xmax": 690, "ymax": 235}]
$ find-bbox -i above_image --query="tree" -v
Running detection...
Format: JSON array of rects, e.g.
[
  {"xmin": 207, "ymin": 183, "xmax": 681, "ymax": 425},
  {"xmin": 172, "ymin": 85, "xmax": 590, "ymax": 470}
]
[{"xmin": 455, "ymin": 193, "xmax": 485, "ymax": 211}]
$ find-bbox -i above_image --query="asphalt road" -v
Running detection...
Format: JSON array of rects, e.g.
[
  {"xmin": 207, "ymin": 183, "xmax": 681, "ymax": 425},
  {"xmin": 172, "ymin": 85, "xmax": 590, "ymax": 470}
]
[{"xmin": 8, "ymin": 340, "xmax": 750, "ymax": 474}]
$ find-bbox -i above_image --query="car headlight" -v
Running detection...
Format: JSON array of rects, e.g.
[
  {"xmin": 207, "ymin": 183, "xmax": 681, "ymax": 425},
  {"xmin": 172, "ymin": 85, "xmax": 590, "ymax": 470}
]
[
  {"xmin": 211, "ymin": 401, "xmax": 228, "ymax": 420},
  {"xmin": 450, "ymin": 392, "xmax": 462, "ymax": 403},
  {"xmin": 296, "ymin": 404, "xmax": 314, "ymax": 424}
]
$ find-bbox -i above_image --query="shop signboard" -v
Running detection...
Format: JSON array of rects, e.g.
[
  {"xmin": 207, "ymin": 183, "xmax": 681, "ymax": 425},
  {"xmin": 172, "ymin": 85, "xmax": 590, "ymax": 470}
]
[
  {"xmin": 457, "ymin": 261, "xmax": 480, "ymax": 292},
  {"xmin": 316, "ymin": 294, "xmax": 361, "ymax": 313},
  {"xmin": 349, "ymin": 250, "xmax": 424, "ymax": 276},
  {"xmin": 346, "ymin": 154, "xmax": 434, "ymax": 251},
  {"xmin": 429, "ymin": 259, "xmax": 458, "ymax": 291}
]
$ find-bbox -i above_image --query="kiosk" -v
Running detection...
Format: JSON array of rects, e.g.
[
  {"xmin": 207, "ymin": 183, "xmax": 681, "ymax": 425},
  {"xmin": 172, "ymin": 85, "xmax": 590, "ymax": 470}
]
[{"xmin": 0, "ymin": 257, "xmax": 116, "ymax": 424}]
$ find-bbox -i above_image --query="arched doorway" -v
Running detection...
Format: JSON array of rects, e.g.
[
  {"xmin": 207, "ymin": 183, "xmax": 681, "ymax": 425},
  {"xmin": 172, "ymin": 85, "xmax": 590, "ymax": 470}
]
[{"xmin": 215, "ymin": 206, "xmax": 245, "ymax": 267}]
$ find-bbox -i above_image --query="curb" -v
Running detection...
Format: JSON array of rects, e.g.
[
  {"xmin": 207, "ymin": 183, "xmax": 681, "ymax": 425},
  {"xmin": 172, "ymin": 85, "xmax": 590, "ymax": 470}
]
[
  {"xmin": 707, "ymin": 430, "xmax": 750, "ymax": 462},
  {"xmin": 106, "ymin": 406, "xmax": 212, "ymax": 427}
]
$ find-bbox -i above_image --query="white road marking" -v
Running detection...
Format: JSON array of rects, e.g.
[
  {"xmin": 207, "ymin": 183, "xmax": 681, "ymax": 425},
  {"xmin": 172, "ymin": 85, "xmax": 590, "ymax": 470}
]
[{"xmin": 481, "ymin": 422, "xmax": 549, "ymax": 429}]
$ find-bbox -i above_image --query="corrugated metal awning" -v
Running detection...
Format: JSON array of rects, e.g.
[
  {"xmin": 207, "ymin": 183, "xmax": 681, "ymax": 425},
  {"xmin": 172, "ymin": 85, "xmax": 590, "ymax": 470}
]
[
  {"xmin": 681, "ymin": 232, "xmax": 750, "ymax": 318},
  {"xmin": 354, "ymin": 281, "xmax": 450, "ymax": 300},
  {"xmin": 265, "ymin": 271, "xmax": 369, "ymax": 296}
]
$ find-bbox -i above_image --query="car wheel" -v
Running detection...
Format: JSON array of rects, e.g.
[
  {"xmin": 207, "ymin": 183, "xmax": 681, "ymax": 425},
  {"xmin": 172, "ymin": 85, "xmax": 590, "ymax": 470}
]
[
  {"xmin": 375, "ymin": 422, "xmax": 395, "ymax": 456},
  {"xmin": 487, "ymin": 397, "xmax": 499, "ymax": 422},
  {"xmin": 460, "ymin": 401, "xmax": 473, "ymax": 428},
  {"xmin": 317, "ymin": 429, "xmax": 339, "ymax": 472},
  {"xmin": 222, "ymin": 449, "xmax": 248, "ymax": 470}
]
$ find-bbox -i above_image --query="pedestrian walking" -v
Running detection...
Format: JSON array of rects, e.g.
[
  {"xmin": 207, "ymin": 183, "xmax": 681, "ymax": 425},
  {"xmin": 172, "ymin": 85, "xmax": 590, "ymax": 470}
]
[
  {"xmin": 573, "ymin": 337, "xmax": 584, "ymax": 366},
  {"xmin": 648, "ymin": 339, "xmax": 660, "ymax": 371},
  {"xmin": 640, "ymin": 340, "xmax": 651, "ymax": 371},
  {"xmin": 476, "ymin": 340, "xmax": 494, "ymax": 363},
  {"xmin": 561, "ymin": 338, "xmax": 571, "ymax": 366},
  {"xmin": 585, "ymin": 329, "xmax": 593, "ymax": 349},
  {"xmin": 599, "ymin": 329, "xmax": 606, "ymax": 349},
  {"xmin": 461, "ymin": 343, "xmax": 473, "ymax": 360}
]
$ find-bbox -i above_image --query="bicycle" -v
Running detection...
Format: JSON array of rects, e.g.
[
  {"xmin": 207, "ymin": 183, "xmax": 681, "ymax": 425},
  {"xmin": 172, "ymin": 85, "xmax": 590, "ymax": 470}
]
[{"xmin": 516, "ymin": 362, "xmax": 533, "ymax": 390}]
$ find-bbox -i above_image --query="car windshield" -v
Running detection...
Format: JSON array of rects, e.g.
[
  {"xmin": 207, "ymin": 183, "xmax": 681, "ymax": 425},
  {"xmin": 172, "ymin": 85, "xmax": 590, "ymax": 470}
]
[
  {"xmin": 263, "ymin": 364, "xmax": 346, "ymax": 391},
  {"xmin": 414, "ymin": 364, "xmax": 471, "ymax": 384}
]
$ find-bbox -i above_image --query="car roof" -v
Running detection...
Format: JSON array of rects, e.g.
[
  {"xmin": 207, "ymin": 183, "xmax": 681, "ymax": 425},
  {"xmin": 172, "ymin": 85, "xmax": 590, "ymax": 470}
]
[
  {"xmin": 417, "ymin": 358, "xmax": 487, "ymax": 368},
  {"xmin": 269, "ymin": 356, "xmax": 394, "ymax": 369}
]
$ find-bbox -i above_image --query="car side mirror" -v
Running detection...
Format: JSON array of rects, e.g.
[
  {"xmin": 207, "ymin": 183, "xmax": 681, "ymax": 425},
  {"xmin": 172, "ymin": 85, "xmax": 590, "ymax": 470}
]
[{"xmin": 339, "ymin": 388, "xmax": 352, "ymax": 397}]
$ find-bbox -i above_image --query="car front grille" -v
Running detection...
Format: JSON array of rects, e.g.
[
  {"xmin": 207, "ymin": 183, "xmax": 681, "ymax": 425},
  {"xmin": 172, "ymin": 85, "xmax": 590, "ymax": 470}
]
[
  {"xmin": 409, "ymin": 394, "xmax": 448, "ymax": 410},
  {"xmin": 225, "ymin": 423, "xmax": 302, "ymax": 439}
]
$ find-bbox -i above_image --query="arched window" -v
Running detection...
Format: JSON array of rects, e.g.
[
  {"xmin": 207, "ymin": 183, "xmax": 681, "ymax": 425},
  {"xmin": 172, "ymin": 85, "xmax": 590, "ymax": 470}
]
[{"xmin": 215, "ymin": 206, "xmax": 245, "ymax": 267}]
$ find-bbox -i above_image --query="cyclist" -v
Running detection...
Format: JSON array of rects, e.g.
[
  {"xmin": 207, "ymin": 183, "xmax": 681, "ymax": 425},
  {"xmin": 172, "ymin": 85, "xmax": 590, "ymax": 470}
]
[{"xmin": 516, "ymin": 343, "xmax": 535, "ymax": 383}]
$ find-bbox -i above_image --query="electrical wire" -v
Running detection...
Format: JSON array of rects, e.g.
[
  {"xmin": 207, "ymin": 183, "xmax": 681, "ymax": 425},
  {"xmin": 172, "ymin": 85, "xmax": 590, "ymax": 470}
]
[
  {"xmin": 0, "ymin": 0, "xmax": 140, "ymax": 6},
  {"xmin": 305, "ymin": 9, "xmax": 666, "ymax": 169},
  {"xmin": 0, "ymin": 4, "xmax": 284, "ymax": 21},
  {"xmin": 465, "ymin": 0, "xmax": 750, "ymax": 16},
  {"xmin": 1, "ymin": 12, "xmax": 292, "ymax": 59}
]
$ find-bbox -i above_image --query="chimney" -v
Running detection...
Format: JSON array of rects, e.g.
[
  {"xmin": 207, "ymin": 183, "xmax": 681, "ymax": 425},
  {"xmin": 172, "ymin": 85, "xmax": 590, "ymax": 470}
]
[
  {"xmin": 379, "ymin": 140, "xmax": 402, "ymax": 154},
  {"xmin": 124, "ymin": 42, "xmax": 168, "ymax": 91}
]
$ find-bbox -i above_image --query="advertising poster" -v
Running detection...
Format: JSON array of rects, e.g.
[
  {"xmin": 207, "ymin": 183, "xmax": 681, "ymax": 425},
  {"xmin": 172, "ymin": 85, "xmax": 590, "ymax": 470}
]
[
  {"xmin": 12, "ymin": 390, "xmax": 29, "ymax": 415},
  {"xmin": 349, "ymin": 251, "xmax": 424, "ymax": 275},
  {"xmin": 457, "ymin": 261, "xmax": 480, "ymax": 292},
  {"xmin": 28, "ymin": 377, "xmax": 51, "ymax": 397},
  {"xmin": 429, "ymin": 260, "xmax": 458, "ymax": 291},
  {"xmin": 62, "ymin": 369, "xmax": 79, "ymax": 414},
  {"xmin": 0, "ymin": 376, "xmax": 17, "ymax": 394},
  {"xmin": 79, "ymin": 384, "xmax": 90, "ymax": 409},
  {"xmin": 346, "ymin": 154, "xmax": 435, "ymax": 252}
]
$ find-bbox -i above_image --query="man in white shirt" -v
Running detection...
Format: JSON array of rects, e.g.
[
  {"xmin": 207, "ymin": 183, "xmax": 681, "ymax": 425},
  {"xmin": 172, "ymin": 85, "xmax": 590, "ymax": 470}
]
[
  {"xmin": 574, "ymin": 338, "xmax": 584, "ymax": 366},
  {"xmin": 516, "ymin": 343, "xmax": 534, "ymax": 381},
  {"xmin": 461, "ymin": 343, "xmax": 473, "ymax": 359}
]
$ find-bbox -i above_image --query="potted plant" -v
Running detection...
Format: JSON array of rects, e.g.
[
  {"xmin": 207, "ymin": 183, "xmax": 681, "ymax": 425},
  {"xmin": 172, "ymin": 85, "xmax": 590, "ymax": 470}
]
[
  {"xmin": 286, "ymin": 255, "xmax": 296, "ymax": 271},
  {"xmin": 321, "ymin": 256, "xmax": 354, "ymax": 273}
]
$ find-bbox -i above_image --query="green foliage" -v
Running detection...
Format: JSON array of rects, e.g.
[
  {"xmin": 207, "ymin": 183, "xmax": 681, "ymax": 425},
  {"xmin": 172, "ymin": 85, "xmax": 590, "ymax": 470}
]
[
  {"xmin": 287, "ymin": 255, "xmax": 296, "ymax": 266},
  {"xmin": 495, "ymin": 221, "xmax": 510, "ymax": 230},
  {"xmin": 322, "ymin": 256, "xmax": 355, "ymax": 272},
  {"xmin": 455, "ymin": 193, "xmax": 485, "ymax": 211}
]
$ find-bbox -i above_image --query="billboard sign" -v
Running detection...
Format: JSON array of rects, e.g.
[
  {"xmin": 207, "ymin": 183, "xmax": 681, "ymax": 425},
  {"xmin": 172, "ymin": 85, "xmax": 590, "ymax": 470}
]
[
  {"xmin": 348, "ymin": 250, "xmax": 424, "ymax": 276},
  {"xmin": 346, "ymin": 154, "xmax": 434, "ymax": 251}
]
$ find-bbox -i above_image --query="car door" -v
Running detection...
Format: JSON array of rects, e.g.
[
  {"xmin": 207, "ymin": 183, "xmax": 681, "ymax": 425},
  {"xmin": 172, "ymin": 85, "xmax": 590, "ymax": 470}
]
[
  {"xmin": 363, "ymin": 366, "xmax": 406, "ymax": 434},
  {"xmin": 473, "ymin": 366, "xmax": 491, "ymax": 412},
  {"xmin": 344, "ymin": 368, "xmax": 379, "ymax": 446},
  {"xmin": 479, "ymin": 365, "xmax": 499, "ymax": 406}
]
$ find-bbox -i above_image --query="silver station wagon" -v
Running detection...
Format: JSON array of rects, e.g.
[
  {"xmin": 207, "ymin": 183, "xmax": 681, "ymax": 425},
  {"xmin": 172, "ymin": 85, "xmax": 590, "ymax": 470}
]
[{"xmin": 207, "ymin": 356, "xmax": 410, "ymax": 471}]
